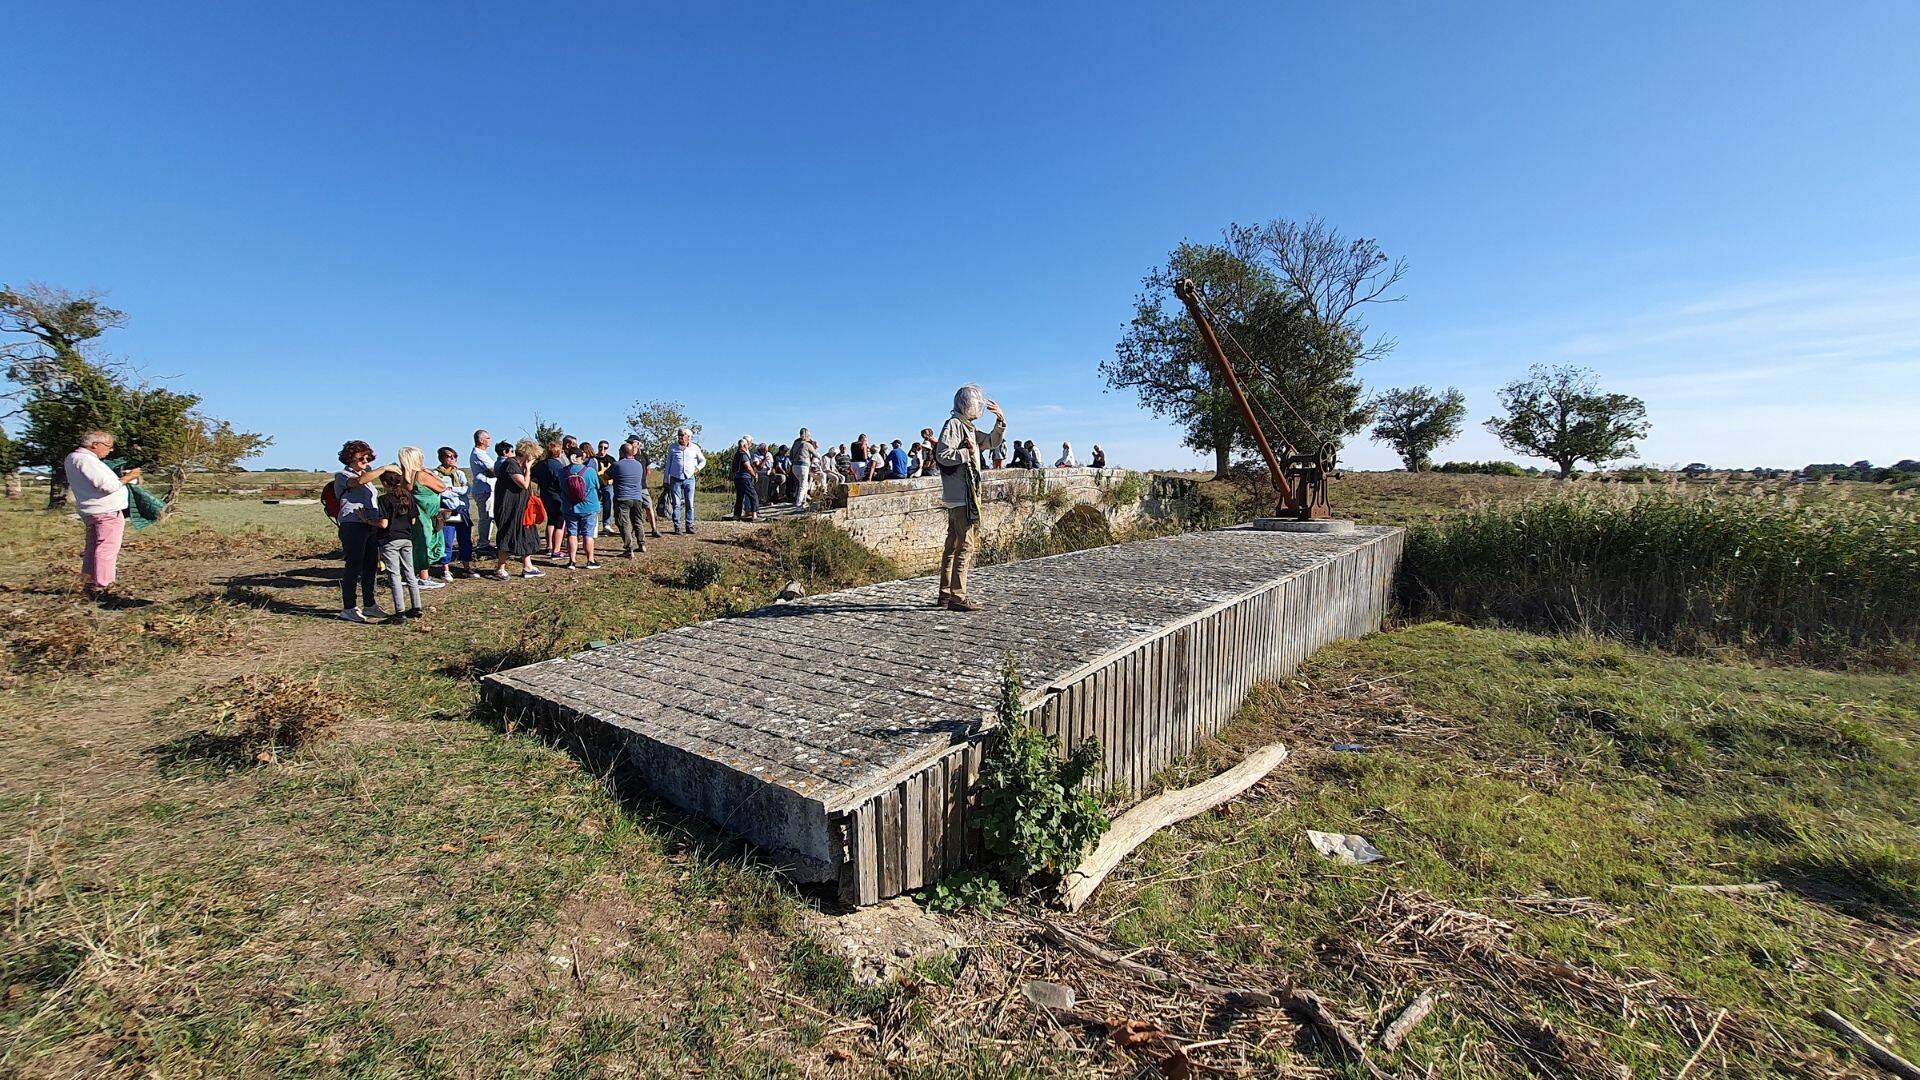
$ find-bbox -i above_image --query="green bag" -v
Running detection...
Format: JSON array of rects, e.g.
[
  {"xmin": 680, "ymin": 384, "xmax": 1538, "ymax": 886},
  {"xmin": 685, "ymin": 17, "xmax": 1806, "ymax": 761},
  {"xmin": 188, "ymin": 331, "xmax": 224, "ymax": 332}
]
[{"xmin": 125, "ymin": 482, "xmax": 165, "ymax": 531}]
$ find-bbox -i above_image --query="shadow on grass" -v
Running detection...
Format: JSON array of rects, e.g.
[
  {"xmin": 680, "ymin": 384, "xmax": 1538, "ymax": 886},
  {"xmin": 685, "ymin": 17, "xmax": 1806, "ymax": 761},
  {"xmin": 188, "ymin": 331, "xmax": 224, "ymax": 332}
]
[
  {"xmin": 466, "ymin": 692, "xmax": 822, "ymax": 916},
  {"xmin": 147, "ymin": 730, "xmax": 260, "ymax": 774},
  {"xmin": 1716, "ymin": 810, "xmax": 1920, "ymax": 925},
  {"xmin": 1770, "ymin": 852, "xmax": 1920, "ymax": 926},
  {"xmin": 223, "ymin": 564, "xmax": 343, "ymax": 618}
]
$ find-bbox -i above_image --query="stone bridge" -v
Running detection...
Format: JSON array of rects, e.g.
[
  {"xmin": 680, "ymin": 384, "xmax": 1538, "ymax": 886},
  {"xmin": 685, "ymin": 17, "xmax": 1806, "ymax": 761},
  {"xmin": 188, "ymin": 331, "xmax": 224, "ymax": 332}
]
[{"xmin": 817, "ymin": 467, "xmax": 1194, "ymax": 570}]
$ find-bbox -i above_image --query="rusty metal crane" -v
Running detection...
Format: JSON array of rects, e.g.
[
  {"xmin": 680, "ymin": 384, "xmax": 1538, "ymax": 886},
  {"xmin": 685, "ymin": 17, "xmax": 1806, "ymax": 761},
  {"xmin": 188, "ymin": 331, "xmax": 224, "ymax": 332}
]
[{"xmin": 1173, "ymin": 277, "xmax": 1335, "ymax": 521}]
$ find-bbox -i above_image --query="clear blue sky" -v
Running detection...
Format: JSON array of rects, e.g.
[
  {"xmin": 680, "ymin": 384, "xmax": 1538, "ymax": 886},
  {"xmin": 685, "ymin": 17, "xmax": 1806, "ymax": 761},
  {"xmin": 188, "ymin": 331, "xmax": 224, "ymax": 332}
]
[{"xmin": 6, "ymin": 2, "xmax": 1916, "ymax": 471}]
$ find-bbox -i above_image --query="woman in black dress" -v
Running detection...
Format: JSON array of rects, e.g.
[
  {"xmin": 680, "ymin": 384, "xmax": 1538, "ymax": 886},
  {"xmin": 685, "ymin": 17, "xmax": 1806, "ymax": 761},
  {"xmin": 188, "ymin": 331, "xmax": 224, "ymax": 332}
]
[{"xmin": 491, "ymin": 439, "xmax": 546, "ymax": 579}]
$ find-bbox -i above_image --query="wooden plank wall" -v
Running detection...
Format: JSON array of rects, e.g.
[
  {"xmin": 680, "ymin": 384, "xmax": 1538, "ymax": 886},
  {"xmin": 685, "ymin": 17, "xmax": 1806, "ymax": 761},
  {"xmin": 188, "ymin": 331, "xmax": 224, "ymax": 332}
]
[{"xmin": 835, "ymin": 529, "xmax": 1403, "ymax": 904}]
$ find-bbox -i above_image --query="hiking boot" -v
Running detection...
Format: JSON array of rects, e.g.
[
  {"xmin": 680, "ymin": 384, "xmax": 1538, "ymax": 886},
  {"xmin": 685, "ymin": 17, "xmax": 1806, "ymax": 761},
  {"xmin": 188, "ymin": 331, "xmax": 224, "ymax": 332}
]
[{"xmin": 945, "ymin": 597, "xmax": 983, "ymax": 613}]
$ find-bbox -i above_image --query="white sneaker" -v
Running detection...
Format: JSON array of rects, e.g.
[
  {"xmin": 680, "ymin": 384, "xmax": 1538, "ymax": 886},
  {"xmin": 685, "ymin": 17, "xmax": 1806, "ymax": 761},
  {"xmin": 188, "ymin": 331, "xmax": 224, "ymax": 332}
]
[
  {"xmin": 417, "ymin": 578, "xmax": 446, "ymax": 590},
  {"xmin": 493, "ymin": 568, "xmax": 511, "ymax": 581}
]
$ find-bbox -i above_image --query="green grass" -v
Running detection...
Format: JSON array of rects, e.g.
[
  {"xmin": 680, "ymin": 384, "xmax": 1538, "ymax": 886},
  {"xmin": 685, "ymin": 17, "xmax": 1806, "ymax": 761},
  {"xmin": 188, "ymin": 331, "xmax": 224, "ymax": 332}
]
[
  {"xmin": 1104, "ymin": 621, "xmax": 1919, "ymax": 1075},
  {"xmin": 4, "ymin": 479, "xmax": 1918, "ymax": 1076},
  {"xmin": 1402, "ymin": 487, "xmax": 1920, "ymax": 667}
]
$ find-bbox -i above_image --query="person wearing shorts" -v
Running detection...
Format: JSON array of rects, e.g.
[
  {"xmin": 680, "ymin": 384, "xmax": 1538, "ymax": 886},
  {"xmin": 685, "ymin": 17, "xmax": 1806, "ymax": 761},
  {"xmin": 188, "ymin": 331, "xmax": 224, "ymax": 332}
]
[{"xmin": 562, "ymin": 449, "xmax": 602, "ymax": 569}]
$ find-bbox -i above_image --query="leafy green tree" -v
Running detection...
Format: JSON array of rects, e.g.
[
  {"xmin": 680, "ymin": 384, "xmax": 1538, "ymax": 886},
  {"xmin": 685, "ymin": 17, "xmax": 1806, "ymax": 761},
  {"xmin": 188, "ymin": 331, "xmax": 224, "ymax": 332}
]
[
  {"xmin": 6, "ymin": 285, "xmax": 266, "ymax": 507},
  {"xmin": 1105, "ymin": 231, "xmax": 1378, "ymax": 478},
  {"xmin": 1485, "ymin": 364, "xmax": 1649, "ymax": 479},
  {"xmin": 531, "ymin": 414, "xmax": 565, "ymax": 449},
  {"xmin": 1369, "ymin": 385, "xmax": 1467, "ymax": 470},
  {"xmin": 625, "ymin": 399, "xmax": 700, "ymax": 462},
  {"xmin": 2, "ymin": 284, "xmax": 130, "ymax": 503}
]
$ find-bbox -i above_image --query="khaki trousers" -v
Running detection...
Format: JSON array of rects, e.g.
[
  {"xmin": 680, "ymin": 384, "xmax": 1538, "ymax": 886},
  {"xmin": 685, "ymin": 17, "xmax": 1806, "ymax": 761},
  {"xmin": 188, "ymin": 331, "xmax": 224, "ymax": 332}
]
[{"xmin": 939, "ymin": 505, "xmax": 977, "ymax": 601}]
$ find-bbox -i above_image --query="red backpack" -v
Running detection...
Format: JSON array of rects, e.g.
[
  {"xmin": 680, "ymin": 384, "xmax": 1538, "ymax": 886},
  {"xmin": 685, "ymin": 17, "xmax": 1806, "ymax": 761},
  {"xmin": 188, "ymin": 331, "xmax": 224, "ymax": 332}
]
[
  {"xmin": 320, "ymin": 479, "xmax": 344, "ymax": 522},
  {"xmin": 565, "ymin": 467, "xmax": 589, "ymax": 504}
]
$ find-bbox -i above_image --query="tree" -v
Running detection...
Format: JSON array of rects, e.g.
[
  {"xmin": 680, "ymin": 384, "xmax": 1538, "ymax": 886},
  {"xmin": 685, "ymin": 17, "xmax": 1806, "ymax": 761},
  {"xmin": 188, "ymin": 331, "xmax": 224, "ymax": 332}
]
[
  {"xmin": 1, "ymin": 283, "xmax": 128, "ymax": 407},
  {"xmin": 1105, "ymin": 245, "xmax": 1288, "ymax": 478},
  {"xmin": 0, "ymin": 426, "xmax": 19, "ymax": 500},
  {"xmin": 531, "ymin": 414, "xmax": 565, "ymax": 449},
  {"xmin": 148, "ymin": 413, "xmax": 273, "ymax": 506},
  {"xmin": 6, "ymin": 285, "xmax": 266, "ymax": 507},
  {"xmin": 625, "ymin": 399, "xmax": 700, "ymax": 461},
  {"xmin": 1104, "ymin": 220, "xmax": 1387, "ymax": 479},
  {"xmin": 2, "ymin": 284, "xmax": 130, "ymax": 502},
  {"xmin": 1369, "ymin": 385, "xmax": 1466, "ymax": 471},
  {"xmin": 1484, "ymin": 364, "xmax": 1649, "ymax": 479}
]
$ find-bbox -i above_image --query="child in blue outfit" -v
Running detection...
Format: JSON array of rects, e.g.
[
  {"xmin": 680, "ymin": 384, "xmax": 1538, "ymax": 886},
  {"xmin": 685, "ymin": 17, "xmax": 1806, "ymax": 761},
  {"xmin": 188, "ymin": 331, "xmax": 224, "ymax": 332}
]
[{"xmin": 562, "ymin": 447, "xmax": 602, "ymax": 570}]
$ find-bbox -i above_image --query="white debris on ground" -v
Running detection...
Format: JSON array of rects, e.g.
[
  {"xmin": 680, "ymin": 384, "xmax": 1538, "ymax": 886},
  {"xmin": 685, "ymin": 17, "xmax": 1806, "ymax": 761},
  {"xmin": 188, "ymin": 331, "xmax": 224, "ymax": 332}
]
[{"xmin": 1307, "ymin": 829, "xmax": 1384, "ymax": 864}]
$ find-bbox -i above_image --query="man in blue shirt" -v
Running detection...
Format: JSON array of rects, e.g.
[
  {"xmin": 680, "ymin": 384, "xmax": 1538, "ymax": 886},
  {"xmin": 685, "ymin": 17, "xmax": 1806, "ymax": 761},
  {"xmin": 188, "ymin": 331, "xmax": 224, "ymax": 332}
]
[
  {"xmin": 886, "ymin": 439, "xmax": 911, "ymax": 482},
  {"xmin": 662, "ymin": 428, "xmax": 707, "ymax": 535},
  {"xmin": 607, "ymin": 442, "xmax": 650, "ymax": 557}
]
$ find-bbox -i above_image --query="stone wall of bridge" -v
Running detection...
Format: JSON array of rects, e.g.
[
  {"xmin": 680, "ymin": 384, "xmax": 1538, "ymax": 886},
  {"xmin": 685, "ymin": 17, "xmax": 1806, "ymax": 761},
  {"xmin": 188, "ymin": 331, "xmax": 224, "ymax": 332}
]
[{"xmin": 820, "ymin": 467, "xmax": 1195, "ymax": 570}]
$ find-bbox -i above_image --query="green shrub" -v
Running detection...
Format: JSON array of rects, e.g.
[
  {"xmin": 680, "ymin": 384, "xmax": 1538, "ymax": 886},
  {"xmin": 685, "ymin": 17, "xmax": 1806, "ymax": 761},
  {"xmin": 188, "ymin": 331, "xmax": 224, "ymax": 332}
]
[
  {"xmin": 683, "ymin": 553, "xmax": 725, "ymax": 590},
  {"xmin": 919, "ymin": 869, "xmax": 1007, "ymax": 913},
  {"xmin": 975, "ymin": 658, "xmax": 1107, "ymax": 888},
  {"xmin": 1436, "ymin": 460, "xmax": 1533, "ymax": 477},
  {"xmin": 754, "ymin": 517, "xmax": 898, "ymax": 591},
  {"xmin": 1097, "ymin": 470, "xmax": 1147, "ymax": 511},
  {"xmin": 1401, "ymin": 489, "xmax": 1920, "ymax": 667}
]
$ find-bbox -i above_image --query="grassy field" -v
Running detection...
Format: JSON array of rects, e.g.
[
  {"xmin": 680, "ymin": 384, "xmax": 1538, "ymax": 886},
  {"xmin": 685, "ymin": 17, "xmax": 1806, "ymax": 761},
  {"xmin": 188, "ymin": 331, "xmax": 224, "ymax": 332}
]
[{"xmin": 2, "ymin": 473, "xmax": 1914, "ymax": 1076}]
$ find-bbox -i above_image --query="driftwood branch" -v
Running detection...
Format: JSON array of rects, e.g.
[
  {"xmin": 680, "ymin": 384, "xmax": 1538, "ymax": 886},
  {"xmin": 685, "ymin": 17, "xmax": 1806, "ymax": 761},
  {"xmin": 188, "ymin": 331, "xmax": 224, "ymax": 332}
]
[
  {"xmin": 1059, "ymin": 742, "xmax": 1289, "ymax": 910},
  {"xmin": 1033, "ymin": 921, "xmax": 1377, "ymax": 1073},
  {"xmin": 1378, "ymin": 989, "xmax": 1437, "ymax": 1051},
  {"xmin": 1034, "ymin": 921, "xmax": 1279, "ymax": 1009},
  {"xmin": 1676, "ymin": 1007, "xmax": 1726, "ymax": 1079},
  {"xmin": 1668, "ymin": 881, "xmax": 1780, "ymax": 895},
  {"xmin": 1815, "ymin": 1009, "xmax": 1920, "ymax": 1080}
]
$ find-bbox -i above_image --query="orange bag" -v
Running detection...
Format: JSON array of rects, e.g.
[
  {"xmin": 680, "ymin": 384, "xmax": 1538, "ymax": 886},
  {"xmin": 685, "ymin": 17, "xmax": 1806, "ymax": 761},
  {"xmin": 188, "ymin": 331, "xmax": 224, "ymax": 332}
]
[{"xmin": 521, "ymin": 495, "xmax": 546, "ymax": 528}]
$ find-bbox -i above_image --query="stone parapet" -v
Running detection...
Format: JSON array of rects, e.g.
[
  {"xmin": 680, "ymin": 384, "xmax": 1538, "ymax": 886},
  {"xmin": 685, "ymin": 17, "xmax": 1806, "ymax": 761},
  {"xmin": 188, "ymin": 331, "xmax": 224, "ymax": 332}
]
[{"xmin": 822, "ymin": 468, "xmax": 1191, "ymax": 570}]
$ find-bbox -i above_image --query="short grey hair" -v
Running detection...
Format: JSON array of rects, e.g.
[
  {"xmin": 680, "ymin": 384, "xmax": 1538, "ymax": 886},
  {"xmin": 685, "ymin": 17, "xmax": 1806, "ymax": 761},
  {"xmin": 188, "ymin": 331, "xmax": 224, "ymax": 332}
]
[
  {"xmin": 81, "ymin": 430, "xmax": 113, "ymax": 448},
  {"xmin": 676, "ymin": 427, "xmax": 691, "ymax": 438},
  {"xmin": 953, "ymin": 383, "xmax": 983, "ymax": 416}
]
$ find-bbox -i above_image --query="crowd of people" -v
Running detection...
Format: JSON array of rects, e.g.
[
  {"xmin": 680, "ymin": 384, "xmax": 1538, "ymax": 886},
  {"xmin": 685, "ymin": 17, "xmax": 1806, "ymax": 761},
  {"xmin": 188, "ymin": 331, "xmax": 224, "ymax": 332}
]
[
  {"xmin": 323, "ymin": 428, "xmax": 710, "ymax": 623},
  {"xmin": 718, "ymin": 429, "xmax": 1108, "ymax": 522},
  {"xmin": 60, "ymin": 405, "xmax": 1110, "ymax": 622}
]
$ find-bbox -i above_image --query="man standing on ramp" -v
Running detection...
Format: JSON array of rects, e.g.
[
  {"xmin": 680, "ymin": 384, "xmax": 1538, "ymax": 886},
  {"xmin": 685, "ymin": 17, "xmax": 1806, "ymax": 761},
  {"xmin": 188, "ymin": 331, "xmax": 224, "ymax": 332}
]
[{"xmin": 934, "ymin": 383, "xmax": 1005, "ymax": 611}]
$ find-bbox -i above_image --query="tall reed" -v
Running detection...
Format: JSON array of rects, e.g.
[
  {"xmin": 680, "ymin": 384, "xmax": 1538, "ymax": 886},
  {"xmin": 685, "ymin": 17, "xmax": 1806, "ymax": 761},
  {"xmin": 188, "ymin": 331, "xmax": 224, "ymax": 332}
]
[{"xmin": 1400, "ymin": 488, "xmax": 1920, "ymax": 667}]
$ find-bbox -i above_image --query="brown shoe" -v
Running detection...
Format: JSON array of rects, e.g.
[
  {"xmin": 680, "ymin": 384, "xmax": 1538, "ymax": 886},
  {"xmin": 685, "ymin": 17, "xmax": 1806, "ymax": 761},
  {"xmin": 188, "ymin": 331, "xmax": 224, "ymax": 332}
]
[
  {"xmin": 934, "ymin": 593, "xmax": 952, "ymax": 608},
  {"xmin": 945, "ymin": 597, "xmax": 983, "ymax": 612}
]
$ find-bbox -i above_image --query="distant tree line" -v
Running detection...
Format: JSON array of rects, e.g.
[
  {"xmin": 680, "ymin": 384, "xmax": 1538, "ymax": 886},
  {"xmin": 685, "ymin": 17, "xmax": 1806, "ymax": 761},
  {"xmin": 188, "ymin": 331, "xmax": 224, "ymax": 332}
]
[{"xmin": 1797, "ymin": 460, "xmax": 1920, "ymax": 484}]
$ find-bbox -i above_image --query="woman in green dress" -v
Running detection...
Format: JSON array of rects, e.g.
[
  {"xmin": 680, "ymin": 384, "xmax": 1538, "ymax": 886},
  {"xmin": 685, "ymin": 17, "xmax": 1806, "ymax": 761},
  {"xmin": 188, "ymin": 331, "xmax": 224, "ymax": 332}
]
[{"xmin": 396, "ymin": 446, "xmax": 449, "ymax": 591}]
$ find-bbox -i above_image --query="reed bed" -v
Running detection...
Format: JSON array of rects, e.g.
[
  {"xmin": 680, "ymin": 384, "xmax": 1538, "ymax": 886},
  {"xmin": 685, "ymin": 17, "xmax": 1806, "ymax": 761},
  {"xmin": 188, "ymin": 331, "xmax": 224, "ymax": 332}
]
[{"xmin": 1400, "ymin": 488, "xmax": 1920, "ymax": 667}]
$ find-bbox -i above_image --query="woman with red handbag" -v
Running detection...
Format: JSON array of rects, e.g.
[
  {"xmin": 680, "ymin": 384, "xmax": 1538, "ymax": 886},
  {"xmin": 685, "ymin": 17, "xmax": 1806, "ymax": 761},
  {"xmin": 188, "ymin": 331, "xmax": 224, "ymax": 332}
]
[{"xmin": 490, "ymin": 439, "xmax": 547, "ymax": 580}]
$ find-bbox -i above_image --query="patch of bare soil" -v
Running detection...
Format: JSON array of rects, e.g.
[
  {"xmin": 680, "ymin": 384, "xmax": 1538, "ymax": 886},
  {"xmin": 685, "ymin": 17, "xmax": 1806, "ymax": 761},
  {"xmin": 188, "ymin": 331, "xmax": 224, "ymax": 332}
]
[{"xmin": 802, "ymin": 897, "xmax": 964, "ymax": 985}]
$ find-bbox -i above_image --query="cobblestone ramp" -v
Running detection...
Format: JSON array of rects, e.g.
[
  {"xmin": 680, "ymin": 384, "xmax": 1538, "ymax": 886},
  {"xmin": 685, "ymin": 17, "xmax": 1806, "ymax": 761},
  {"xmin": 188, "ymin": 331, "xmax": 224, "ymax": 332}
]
[{"xmin": 481, "ymin": 525, "xmax": 1404, "ymax": 901}]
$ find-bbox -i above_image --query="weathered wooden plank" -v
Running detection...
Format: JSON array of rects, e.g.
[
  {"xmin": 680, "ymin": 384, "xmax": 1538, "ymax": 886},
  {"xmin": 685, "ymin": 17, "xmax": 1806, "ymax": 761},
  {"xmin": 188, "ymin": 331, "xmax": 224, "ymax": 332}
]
[
  {"xmin": 925, "ymin": 758, "xmax": 946, "ymax": 885},
  {"xmin": 879, "ymin": 785, "xmax": 903, "ymax": 898},
  {"xmin": 902, "ymin": 772, "xmax": 926, "ymax": 892},
  {"xmin": 942, "ymin": 751, "xmax": 965, "ymax": 874},
  {"xmin": 854, "ymin": 801, "xmax": 879, "ymax": 905}
]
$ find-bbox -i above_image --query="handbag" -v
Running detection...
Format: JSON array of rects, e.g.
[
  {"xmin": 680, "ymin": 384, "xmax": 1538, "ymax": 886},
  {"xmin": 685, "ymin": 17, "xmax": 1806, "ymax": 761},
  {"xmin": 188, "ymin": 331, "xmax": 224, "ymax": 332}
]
[{"xmin": 522, "ymin": 494, "xmax": 547, "ymax": 528}]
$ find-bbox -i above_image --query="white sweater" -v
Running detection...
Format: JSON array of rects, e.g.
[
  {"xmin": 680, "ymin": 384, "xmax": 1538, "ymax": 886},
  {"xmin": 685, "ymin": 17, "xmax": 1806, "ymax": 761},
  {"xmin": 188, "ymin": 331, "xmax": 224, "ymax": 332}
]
[{"xmin": 63, "ymin": 449, "xmax": 128, "ymax": 515}]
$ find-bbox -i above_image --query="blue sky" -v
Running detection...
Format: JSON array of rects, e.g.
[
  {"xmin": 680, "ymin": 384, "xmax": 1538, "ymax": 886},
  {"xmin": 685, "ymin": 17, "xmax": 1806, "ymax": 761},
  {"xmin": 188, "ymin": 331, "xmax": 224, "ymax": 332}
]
[{"xmin": 5, "ymin": 2, "xmax": 1916, "ymax": 471}]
